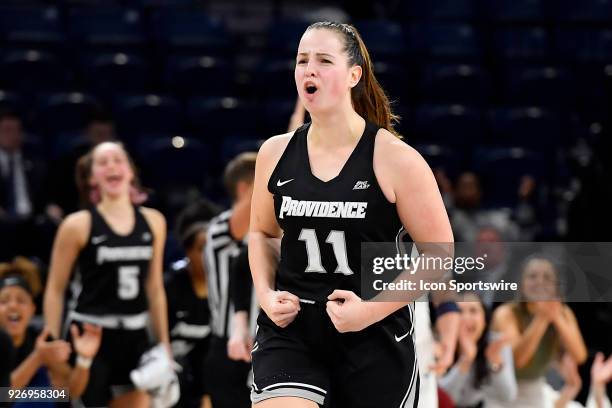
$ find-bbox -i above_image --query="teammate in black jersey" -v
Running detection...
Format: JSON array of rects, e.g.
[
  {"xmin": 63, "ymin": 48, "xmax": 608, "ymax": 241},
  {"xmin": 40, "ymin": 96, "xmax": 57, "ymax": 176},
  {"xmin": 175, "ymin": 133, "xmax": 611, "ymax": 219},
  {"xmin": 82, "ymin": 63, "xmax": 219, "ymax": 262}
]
[
  {"xmin": 166, "ymin": 199, "xmax": 220, "ymax": 408},
  {"xmin": 44, "ymin": 142, "xmax": 169, "ymax": 408},
  {"xmin": 203, "ymin": 152, "xmax": 256, "ymax": 408},
  {"xmin": 249, "ymin": 22, "xmax": 454, "ymax": 407}
]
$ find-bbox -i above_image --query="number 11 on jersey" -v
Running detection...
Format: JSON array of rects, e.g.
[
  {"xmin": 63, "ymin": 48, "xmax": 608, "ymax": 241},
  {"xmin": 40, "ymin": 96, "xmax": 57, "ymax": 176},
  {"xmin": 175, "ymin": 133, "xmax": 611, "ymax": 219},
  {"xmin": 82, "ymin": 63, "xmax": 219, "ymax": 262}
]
[{"xmin": 298, "ymin": 229, "xmax": 354, "ymax": 275}]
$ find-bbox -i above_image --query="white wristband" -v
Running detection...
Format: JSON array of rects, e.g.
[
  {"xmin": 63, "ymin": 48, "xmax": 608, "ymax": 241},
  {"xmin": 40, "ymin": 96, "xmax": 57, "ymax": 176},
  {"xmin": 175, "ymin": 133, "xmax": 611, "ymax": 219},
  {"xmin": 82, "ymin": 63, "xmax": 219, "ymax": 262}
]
[{"xmin": 76, "ymin": 355, "xmax": 93, "ymax": 369}]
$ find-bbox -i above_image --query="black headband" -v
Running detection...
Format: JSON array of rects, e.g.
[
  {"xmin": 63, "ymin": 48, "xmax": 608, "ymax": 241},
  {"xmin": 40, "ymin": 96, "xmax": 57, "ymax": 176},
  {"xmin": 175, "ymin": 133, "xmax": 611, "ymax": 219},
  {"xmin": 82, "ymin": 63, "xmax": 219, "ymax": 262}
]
[{"xmin": 0, "ymin": 275, "xmax": 32, "ymax": 296}]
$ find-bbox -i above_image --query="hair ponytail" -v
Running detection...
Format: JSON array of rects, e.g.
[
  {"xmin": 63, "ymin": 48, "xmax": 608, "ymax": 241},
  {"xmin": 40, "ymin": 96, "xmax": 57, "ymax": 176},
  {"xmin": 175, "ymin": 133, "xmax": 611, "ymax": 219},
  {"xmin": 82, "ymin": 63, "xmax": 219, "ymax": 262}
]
[{"xmin": 306, "ymin": 22, "xmax": 401, "ymax": 137}]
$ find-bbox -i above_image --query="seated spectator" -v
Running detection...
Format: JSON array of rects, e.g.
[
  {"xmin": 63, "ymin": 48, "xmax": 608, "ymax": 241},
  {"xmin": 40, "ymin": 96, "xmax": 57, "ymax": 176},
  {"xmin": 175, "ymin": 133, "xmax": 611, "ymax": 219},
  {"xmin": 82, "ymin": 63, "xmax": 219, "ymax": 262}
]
[
  {"xmin": 166, "ymin": 198, "xmax": 220, "ymax": 408},
  {"xmin": 587, "ymin": 352, "xmax": 612, "ymax": 408},
  {"xmin": 0, "ymin": 110, "xmax": 52, "ymax": 261},
  {"xmin": 542, "ymin": 352, "xmax": 612, "ymax": 408},
  {"xmin": 444, "ymin": 171, "xmax": 521, "ymax": 242},
  {"xmin": 0, "ymin": 257, "xmax": 70, "ymax": 392},
  {"xmin": 492, "ymin": 255, "xmax": 587, "ymax": 407},
  {"xmin": 0, "ymin": 327, "xmax": 14, "ymax": 388},
  {"xmin": 439, "ymin": 292, "xmax": 517, "ymax": 407},
  {"xmin": 0, "ymin": 257, "xmax": 102, "ymax": 405}
]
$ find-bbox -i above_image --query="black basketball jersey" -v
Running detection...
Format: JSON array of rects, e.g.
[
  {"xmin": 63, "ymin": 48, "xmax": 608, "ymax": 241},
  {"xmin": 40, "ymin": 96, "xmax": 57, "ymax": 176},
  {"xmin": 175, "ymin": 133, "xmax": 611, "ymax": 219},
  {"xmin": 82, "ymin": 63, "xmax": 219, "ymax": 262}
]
[
  {"xmin": 204, "ymin": 209, "xmax": 243, "ymax": 338},
  {"xmin": 268, "ymin": 121, "xmax": 404, "ymax": 301},
  {"xmin": 166, "ymin": 259, "xmax": 211, "ymax": 360},
  {"xmin": 75, "ymin": 206, "xmax": 153, "ymax": 315}
]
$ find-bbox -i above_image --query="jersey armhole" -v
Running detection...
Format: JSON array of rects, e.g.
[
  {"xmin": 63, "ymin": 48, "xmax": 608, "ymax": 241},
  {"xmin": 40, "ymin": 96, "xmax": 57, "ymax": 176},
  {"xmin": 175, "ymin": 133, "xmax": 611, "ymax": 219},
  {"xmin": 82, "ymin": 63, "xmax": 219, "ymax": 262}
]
[
  {"xmin": 371, "ymin": 127, "xmax": 398, "ymax": 205},
  {"xmin": 266, "ymin": 124, "xmax": 307, "ymax": 195}
]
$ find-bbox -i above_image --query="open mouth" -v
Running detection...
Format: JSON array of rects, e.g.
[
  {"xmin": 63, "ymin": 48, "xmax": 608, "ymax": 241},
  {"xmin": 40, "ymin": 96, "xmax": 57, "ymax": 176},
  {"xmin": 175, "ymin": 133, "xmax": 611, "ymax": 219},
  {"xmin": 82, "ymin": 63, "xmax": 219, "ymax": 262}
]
[
  {"xmin": 7, "ymin": 312, "xmax": 21, "ymax": 323},
  {"xmin": 106, "ymin": 175, "xmax": 123, "ymax": 184},
  {"xmin": 306, "ymin": 85, "xmax": 317, "ymax": 94}
]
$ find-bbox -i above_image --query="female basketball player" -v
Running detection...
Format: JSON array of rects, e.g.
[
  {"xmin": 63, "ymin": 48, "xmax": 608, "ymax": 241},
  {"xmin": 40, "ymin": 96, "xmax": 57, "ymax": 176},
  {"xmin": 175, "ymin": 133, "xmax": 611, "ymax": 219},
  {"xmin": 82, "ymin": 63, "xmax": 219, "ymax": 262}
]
[
  {"xmin": 249, "ymin": 22, "xmax": 453, "ymax": 407},
  {"xmin": 43, "ymin": 141, "xmax": 169, "ymax": 408}
]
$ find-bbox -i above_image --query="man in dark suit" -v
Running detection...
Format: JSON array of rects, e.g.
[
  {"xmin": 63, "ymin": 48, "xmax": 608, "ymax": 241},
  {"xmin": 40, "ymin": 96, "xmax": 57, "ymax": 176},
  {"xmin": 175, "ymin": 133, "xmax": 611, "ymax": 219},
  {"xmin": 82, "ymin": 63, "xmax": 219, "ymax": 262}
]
[{"xmin": 0, "ymin": 110, "xmax": 49, "ymax": 261}]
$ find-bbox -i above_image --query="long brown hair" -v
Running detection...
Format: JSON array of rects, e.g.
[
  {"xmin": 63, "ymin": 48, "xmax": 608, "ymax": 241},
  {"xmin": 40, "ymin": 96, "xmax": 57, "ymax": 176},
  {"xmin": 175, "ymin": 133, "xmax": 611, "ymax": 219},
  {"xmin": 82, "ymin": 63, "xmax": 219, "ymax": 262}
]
[
  {"xmin": 76, "ymin": 142, "xmax": 148, "ymax": 207},
  {"xmin": 305, "ymin": 21, "xmax": 401, "ymax": 137}
]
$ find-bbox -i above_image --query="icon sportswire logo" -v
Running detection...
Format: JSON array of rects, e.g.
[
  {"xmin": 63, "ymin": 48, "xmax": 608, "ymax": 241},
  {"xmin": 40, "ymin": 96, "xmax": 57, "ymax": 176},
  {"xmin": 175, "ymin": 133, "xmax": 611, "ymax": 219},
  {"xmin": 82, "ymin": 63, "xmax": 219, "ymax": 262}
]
[{"xmin": 277, "ymin": 178, "xmax": 294, "ymax": 187}]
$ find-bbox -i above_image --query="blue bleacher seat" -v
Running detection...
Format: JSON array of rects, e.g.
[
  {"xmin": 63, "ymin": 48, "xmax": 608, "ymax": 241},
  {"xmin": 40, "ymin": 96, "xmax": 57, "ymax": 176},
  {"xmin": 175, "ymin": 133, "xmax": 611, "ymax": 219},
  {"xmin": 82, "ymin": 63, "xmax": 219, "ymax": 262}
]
[
  {"xmin": 187, "ymin": 96, "xmax": 260, "ymax": 137},
  {"xmin": 164, "ymin": 55, "xmax": 234, "ymax": 97},
  {"xmin": 572, "ymin": 63, "xmax": 612, "ymax": 109},
  {"xmin": 414, "ymin": 144, "xmax": 462, "ymax": 177},
  {"xmin": 414, "ymin": 104, "xmax": 485, "ymax": 145},
  {"xmin": 400, "ymin": 0, "xmax": 477, "ymax": 20},
  {"xmin": 35, "ymin": 92, "xmax": 100, "ymax": 134},
  {"xmin": 0, "ymin": 90, "xmax": 22, "ymax": 112},
  {"xmin": 555, "ymin": 28, "xmax": 612, "ymax": 63},
  {"xmin": 481, "ymin": 0, "xmax": 545, "ymax": 22},
  {"xmin": 151, "ymin": 9, "xmax": 229, "ymax": 54},
  {"xmin": 266, "ymin": 20, "xmax": 310, "ymax": 57},
  {"xmin": 114, "ymin": 94, "xmax": 183, "ymax": 139},
  {"xmin": 354, "ymin": 21, "xmax": 408, "ymax": 60},
  {"xmin": 488, "ymin": 107, "xmax": 562, "ymax": 150},
  {"xmin": 81, "ymin": 52, "xmax": 151, "ymax": 94},
  {"xmin": 552, "ymin": 0, "xmax": 612, "ymax": 23},
  {"xmin": 68, "ymin": 8, "xmax": 145, "ymax": 48},
  {"xmin": 420, "ymin": 63, "xmax": 489, "ymax": 104},
  {"xmin": 0, "ymin": 6, "xmax": 63, "ymax": 48},
  {"xmin": 372, "ymin": 61, "xmax": 408, "ymax": 99},
  {"xmin": 502, "ymin": 65, "xmax": 574, "ymax": 107},
  {"xmin": 411, "ymin": 23, "xmax": 481, "ymax": 60},
  {"xmin": 0, "ymin": 50, "xmax": 70, "ymax": 92},
  {"xmin": 491, "ymin": 27, "xmax": 550, "ymax": 61},
  {"xmin": 139, "ymin": 136, "xmax": 208, "ymax": 188},
  {"xmin": 221, "ymin": 137, "xmax": 263, "ymax": 162},
  {"xmin": 472, "ymin": 147, "xmax": 546, "ymax": 206},
  {"xmin": 262, "ymin": 98, "xmax": 296, "ymax": 135},
  {"xmin": 251, "ymin": 58, "xmax": 296, "ymax": 98}
]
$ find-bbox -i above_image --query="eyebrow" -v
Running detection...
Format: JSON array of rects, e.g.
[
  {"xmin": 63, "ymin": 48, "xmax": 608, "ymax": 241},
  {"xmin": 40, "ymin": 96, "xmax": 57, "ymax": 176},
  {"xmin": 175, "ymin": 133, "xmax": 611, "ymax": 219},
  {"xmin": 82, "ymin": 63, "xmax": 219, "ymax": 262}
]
[{"xmin": 297, "ymin": 52, "xmax": 335, "ymax": 58}]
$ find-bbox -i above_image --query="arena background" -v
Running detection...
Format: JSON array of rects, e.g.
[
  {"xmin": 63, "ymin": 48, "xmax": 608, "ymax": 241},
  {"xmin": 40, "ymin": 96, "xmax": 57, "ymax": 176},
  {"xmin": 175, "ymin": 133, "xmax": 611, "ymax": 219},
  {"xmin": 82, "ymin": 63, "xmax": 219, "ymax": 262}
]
[{"xmin": 0, "ymin": 0, "xmax": 611, "ymax": 405}]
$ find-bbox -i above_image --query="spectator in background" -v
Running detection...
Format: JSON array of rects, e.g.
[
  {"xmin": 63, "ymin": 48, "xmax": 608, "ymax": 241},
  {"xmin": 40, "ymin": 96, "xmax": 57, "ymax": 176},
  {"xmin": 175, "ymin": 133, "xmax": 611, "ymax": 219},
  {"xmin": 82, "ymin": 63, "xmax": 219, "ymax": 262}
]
[
  {"xmin": 0, "ymin": 257, "xmax": 70, "ymax": 391},
  {"xmin": 439, "ymin": 292, "xmax": 517, "ymax": 408},
  {"xmin": 492, "ymin": 255, "xmax": 587, "ymax": 407},
  {"xmin": 588, "ymin": 352, "xmax": 612, "ymax": 408},
  {"xmin": 48, "ymin": 111, "xmax": 117, "ymax": 218},
  {"xmin": 0, "ymin": 110, "xmax": 50, "ymax": 261},
  {"xmin": 446, "ymin": 171, "xmax": 520, "ymax": 242},
  {"xmin": 0, "ymin": 327, "xmax": 15, "ymax": 388},
  {"xmin": 542, "ymin": 352, "xmax": 612, "ymax": 408},
  {"xmin": 166, "ymin": 198, "xmax": 221, "ymax": 408}
]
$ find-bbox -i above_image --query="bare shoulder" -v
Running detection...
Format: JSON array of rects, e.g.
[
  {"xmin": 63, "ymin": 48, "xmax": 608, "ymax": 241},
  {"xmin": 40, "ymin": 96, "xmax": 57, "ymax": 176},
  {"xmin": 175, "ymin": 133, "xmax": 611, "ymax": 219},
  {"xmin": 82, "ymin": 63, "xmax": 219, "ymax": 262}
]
[
  {"xmin": 375, "ymin": 129, "xmax": 429, "ymax": 172},
  {"xmin": 140, "ymin": 207, "xmax": 167, "ymax": 232},
  {"xmin": 492, "ymin": 303, "xmax": 517, "ymax": 325},
  {"xmin": 256, "ymin": 132, "xmax": 295, "ymax": 180},
  {"xmin": 562, "ymin": 304, "xmax": 577, "ymax": 319},
  {"xmin": 258, "ymin": 132, "xmax": 294, "ymax": 163},
  {"xmin": 58, "ymin": 210, "xmax": 91, "ymax": 246}
]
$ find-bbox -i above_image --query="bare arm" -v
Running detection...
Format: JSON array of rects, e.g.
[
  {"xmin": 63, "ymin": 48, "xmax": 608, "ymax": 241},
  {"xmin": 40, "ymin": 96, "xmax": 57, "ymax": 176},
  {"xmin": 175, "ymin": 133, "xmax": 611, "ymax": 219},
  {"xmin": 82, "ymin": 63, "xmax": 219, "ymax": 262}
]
[
  {"xmin": 143, "ymin": 208, "xmax": 169, "ymax": 345},
  {"xmin": 44, "ymin": 212, "xmax": 89, "ymax": 339},
  {"xmin": 249, "ymin": 134, "xmax": 302, "ymax": 327},
  {"xmin": 249, "ymin": 135, "xmax": 288, "ymax": 300},
  {"xmin": 10, "ymin": 351, "xmax": 43, "ymax": 389},
  {"xmin": 365, "ymin": 132, "xmax": 455, "ymax": 321},
  {"xmin": 552, "ymin": 306, "xmax": 587, "ymax": 365},
  {"xmin": 492, "ymin": 304, "xmax": 549, "ymax": 369}
]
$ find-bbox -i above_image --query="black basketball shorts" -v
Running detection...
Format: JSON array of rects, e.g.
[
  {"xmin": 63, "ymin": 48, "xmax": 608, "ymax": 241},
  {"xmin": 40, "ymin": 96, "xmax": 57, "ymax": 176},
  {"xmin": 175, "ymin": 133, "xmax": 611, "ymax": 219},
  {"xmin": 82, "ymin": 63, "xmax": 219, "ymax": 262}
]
[
  {"xmin": 66, "ymin": 322, "xmax": 151, "ymax": 407},
  {"xmin": 251, "ymin": 301, "xmax": 419, "ymax": 408}
]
